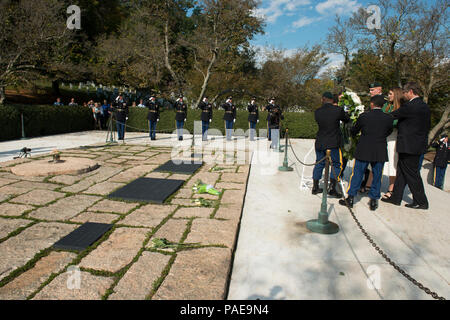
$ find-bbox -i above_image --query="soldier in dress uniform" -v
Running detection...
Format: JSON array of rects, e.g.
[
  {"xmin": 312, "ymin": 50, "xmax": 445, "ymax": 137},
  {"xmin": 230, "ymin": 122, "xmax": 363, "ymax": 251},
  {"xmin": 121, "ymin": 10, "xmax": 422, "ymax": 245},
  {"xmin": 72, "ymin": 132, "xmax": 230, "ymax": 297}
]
[
  {"xmin": 431, "ymin": 133, "xmax": 449, "ymax": 190},
  {"xmin": 339, "ymin": 95, "xmax": 394, "ymax": 211},
  {"xmin": 174, "ymin": 95, "xmax": 187, "ymax": 141},
  {"xmin": 199, "ymin": 96, "xmax": 213, "ymax": 141},
  {"xmin": 247, "ymin": 97, "xmax": 259, "ymax": 141},
  {"xmin": 264, "ymin": 98, "xmax": 276, "ymax": 141},
  {"xmin": 145, "ymin": 95, "xmax": 160, "ymax": 140},
  {"xmin": 113, "ymin": 94, "xmax": 129, "ymax": 142},
  {"xmin": 221, "ymin": 96, "xmax": 236, "ymax": 141},
  {"xmin": 312, "ymin": 92, "xmax": 350, "ymax": 197},
  {"xmin": 268, "ymin": 102, "xmax": 283, "ymax": 149}
]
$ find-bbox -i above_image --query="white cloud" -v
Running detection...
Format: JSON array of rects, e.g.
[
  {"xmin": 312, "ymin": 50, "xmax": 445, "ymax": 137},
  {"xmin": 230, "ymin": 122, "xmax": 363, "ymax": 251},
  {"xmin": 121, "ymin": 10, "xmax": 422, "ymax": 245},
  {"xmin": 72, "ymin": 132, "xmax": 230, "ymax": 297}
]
[
  {"xmin": 253, "ymin": 0, "xmax": 312, "ymax": 24},
  {"xmin": 292, "ymin": 16, "xmax": 320, "ymax": 28},
  {"xmin": 316, "ymin": 0, "xmax": 361, "ymax": 16}
]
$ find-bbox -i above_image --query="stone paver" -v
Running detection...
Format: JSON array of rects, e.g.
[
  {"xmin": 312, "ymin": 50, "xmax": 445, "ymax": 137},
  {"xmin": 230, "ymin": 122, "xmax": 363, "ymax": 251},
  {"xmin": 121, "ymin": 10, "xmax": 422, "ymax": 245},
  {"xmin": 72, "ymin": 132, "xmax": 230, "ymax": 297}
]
[
  {"xmin": 152, "ymin": 248, "xmax": 232, "ymax": 300},
  {"xmin": 79, "ymin": 227, "xmax": 149, "ymax": 273},
  {"xmin": 10, "ymin": 190, "xmax": 65, "ymax": 206},
  {"xmin": 119, "ymin": 204, "xmax": 177, "ymax": 227},
  {"xmin": 48, "ymin": 175, "xmax": 81, "ymax": 185},
  {"xmin": 185, "ymin": 172, "xmax": 220, "ymax": 187},
  {"xmin": 214, "ymin": 207, "xmax": 242, "ymax": 222},
  {"xmin": 71, "ymin": 212, "xmax": 120, "ymax": 224},
  {"xmin": 9, "ymin": 181, "xmax": 60, "ymax": 191},
  {"xmin": 28, "ymin": 195, "xmax": 101, "ymax": 221},
  {"xmin": 32, "ymin": 271, "xmax": 113, "ymax": 300},
  {"xmin": 173, "ymin": 207, "xmax": 214, "ymax": 218},
  {"xmin": 0, "ymin": 178, "xmax": 16, "ymax": 187},
  {"xmin": 221, "ymin": 189, "xmax": 246, "ymax": 205},
  {"xmin": 0, "ymin": 218, "xmax": 32, "ymax": 239},
  {"xmin": 109, "ymin": 252, "xmax": 171, "ymax": 300},
  {"xmin": 150, "ymin": 219, "xmax": 188, "ymax": 244},
  {"xmin": 145, "ymin": 172, "xmax": 171, "ymax": 179},
  {"xmin": 215, "ymin": 182, "xmax": 245, "ymax": 190},
  {"xmin": 88, "ymin": 199, "xmax": 139, "ymax": 214},
  {"xmin": 0, "ymin": 203, "xmax": 34, "ymax": 217},
  {"xmin": 0, "ymin": 251, "xmax": 76, "ymax": 300},
  {"xmin": 0, "ymin": 222, "xmax": 77, "ymax": 281},
  {"xmin": 170, "ymin": 198, "xmax": 199, "ymax": 206},
  {"xmin": 0, "ymin": 185, "xmax": 31, "ymax": 197},
  {"xmin": 174, "ymin": 188, "xmax": 193, "ymax": 198},
  {"xmin": 185, "ymin": 218, "xmax": 238, "ymax": 249},
  {"xmin": 220, "ymin": 173, "xmax": 248, "ymax": 183},
  {"xmin": 82, "ymin": 181, "xmax": 125, "ymax": 195}
]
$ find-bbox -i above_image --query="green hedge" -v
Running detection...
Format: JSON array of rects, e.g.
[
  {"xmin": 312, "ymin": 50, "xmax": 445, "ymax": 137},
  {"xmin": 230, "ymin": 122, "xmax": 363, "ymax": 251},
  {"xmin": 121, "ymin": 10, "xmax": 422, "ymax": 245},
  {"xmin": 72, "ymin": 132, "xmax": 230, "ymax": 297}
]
[
  {"xmin": 0, "ymin": 104, "xmax": 95, "ymax": 141},
  {"xmin": 0, "ymin": 104, "xmax": 317, "ymax": 141},
  {"xmin": 127, "ymin": 108, "xmax": 318, "ymax": 139}
]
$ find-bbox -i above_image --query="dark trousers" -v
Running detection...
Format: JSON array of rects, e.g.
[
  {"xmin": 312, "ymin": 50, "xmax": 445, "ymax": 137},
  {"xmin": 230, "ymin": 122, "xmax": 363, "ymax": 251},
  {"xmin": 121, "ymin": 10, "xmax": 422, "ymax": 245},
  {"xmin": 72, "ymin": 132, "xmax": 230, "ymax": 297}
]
[
  {"xmin": 176, "ymin": 120, "xmax": 184, "ymax": 139},
  {"xmin": 116, "ymin": 121, "xmax": 125, "ymax": 140},
  {"xmin": 149, "ymin": 121, "xmax": 157, "ymax": 140},
  {"xmin": 267, "ymin": 120, "xmax": 271, "ymax": 140},
  {"xmin": 347, "ymin": 160, "xmax": 384, "ymax": 199},
  {"xmin": 392, "ymin": 153, "xmax": 428, "ymax": 206},
  {"xmin": 202, "ymin": 121, "xmax": 209, "ymax": 140},
  {"xmin": 433, "ymin": 164, "xmax": 447, "ymax": 190},
  {"xmin": 313, "ymin": 148, "xmax": 343, "ymax": 181},
  {"xmin": 249, "ymin": 122, "xmax": 256, "ymax": 141}
]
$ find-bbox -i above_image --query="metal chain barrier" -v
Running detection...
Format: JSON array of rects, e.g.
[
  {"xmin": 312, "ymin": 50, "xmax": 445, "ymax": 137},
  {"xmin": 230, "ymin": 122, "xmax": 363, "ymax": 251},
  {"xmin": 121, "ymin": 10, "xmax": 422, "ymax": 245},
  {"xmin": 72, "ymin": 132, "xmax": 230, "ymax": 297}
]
[
  {"xmin": 287, "ymin": 137, "xmax": 327, "ymax": 166},
  {"xmin": 328, "ymin": 161, "xmax": 446, "ymax": 300}
]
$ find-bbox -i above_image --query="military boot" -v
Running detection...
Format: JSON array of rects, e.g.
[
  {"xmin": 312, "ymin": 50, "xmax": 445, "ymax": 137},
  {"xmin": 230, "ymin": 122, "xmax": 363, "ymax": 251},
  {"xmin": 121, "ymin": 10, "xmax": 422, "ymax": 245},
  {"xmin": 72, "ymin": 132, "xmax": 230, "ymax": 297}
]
[
  {"xmin": 369, "ymin": 199, "xmax": 378, "ymax": 211},
  {"xmin": 312, "ymin": 180, "xmax": 323, "ymax": 195},
  {"xmin": 328, "ymin": 178, "xmax": 343, "ymax": 198},
  {"xmin": 339, "ymin": 196, "xmax": 354, "ymax": 208}
]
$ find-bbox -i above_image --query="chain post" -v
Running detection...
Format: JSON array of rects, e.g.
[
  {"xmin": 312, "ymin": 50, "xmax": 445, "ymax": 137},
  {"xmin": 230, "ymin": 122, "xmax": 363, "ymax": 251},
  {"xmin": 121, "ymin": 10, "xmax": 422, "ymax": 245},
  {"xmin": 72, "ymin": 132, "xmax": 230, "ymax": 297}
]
[
  {"xmin": 306, "ymin": 149, "xmax": 340, "ymax": 234},
  {"xmin": 279, "ymin": 128, "xmax": 293, "ymax": 171}
]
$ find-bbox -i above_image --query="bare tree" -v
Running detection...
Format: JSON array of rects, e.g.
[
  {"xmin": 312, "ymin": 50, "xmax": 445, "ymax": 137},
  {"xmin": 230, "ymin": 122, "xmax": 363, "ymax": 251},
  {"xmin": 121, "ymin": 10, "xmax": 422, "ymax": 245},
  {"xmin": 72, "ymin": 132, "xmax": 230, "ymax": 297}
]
[{"xmin": 0, "ymin": 0, "xmax": 69, "ymax": 104}]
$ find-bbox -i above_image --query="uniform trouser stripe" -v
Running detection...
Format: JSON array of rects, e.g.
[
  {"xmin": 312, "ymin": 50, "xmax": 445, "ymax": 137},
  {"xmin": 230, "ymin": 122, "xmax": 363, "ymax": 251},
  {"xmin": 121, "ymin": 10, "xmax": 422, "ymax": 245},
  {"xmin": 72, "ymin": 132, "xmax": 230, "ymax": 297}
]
[{"xmin": 347, "ymin": 159, "xmax": 356, "ymax": 193}]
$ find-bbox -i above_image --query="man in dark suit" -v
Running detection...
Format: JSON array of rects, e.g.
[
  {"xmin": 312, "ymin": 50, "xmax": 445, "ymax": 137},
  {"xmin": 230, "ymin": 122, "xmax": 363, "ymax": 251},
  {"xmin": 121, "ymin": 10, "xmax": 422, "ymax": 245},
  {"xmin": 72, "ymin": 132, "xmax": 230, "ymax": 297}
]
[
  {"xmin": 312, "ymin": 92, "xmax": 350, "ymax": 197},
  {"xmin": 339, "ymin": 95, "xmax": 393, "ymax": 211},
  {"xmin": 381, "ymin": 82, "xmax": 430, "ymax": 209}
]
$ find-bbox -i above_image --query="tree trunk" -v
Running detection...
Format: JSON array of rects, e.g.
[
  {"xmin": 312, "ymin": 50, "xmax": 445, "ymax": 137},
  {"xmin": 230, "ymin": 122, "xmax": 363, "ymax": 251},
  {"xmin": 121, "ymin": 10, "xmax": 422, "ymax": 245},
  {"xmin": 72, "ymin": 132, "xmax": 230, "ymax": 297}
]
[
  {"xmin": 428, "ymin": 103, "xmax": 450, "ymax": 146},
  {"xmin": 164, "ymin": 18, "xmax": 182, "ymax": 93},
  {"xmin": 194, "ymin": 50, "xmax": 217, "ymax": 109},
  {"xmin": 0, "ymin": 86, "xmax": 5, "ymax": 105},
  {"xmin": 52, "ymin": 80, "xmax": 60, "ymax": 96}
]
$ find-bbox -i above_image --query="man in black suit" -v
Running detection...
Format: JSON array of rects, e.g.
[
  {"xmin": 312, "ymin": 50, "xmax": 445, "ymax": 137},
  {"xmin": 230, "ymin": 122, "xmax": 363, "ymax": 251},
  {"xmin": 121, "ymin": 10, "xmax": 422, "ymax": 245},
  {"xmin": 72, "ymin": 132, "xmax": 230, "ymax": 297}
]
[
  {"xmin": 381, "ymin": 82, "xmax": 430, "ymax": 209},
  {"xmin": 312, "ymin": 92, "xmax": 350, "ymax": 197},
  {"xmin": 339, "ymin": 95, "xmax": 393, "ymax": 211}
]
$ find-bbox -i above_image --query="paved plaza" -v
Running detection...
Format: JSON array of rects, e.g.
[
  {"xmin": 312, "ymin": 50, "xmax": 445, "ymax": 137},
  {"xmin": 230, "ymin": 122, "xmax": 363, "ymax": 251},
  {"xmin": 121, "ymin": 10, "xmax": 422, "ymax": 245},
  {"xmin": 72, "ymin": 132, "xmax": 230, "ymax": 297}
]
[{"xmin": 0, "ymin": 131, "xmax": 448, "ymax": 300}]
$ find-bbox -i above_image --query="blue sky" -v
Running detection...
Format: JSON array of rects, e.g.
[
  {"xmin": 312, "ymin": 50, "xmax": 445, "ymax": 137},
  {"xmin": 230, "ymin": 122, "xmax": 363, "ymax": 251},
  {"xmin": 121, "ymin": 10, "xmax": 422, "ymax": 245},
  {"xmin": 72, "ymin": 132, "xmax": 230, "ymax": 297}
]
[{"xmin": 251, "ymin": 0, "xmax": 374, "ymax": 69}]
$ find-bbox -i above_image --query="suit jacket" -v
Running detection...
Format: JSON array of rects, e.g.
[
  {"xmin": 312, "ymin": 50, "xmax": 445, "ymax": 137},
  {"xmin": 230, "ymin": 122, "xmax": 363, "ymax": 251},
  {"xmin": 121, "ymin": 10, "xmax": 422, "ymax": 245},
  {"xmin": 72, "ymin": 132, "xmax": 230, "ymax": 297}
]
[
  {"xmin": 247, "ymin": 103, "xmax": 259, "ymax": 123},
  {"xmin": 315, "ymin": 103, "xmax": 350, "ymax": 150},
  {"xmin": 391, "ymin": 97, "xmax": 431, "ymax": 155},
  {"xmin": 199, "ymin": 101, "xmax": 213, "ymax": 122},
  {"xmin": 351, "ymin": 109, "xmax": 393, "ymax": 162}
]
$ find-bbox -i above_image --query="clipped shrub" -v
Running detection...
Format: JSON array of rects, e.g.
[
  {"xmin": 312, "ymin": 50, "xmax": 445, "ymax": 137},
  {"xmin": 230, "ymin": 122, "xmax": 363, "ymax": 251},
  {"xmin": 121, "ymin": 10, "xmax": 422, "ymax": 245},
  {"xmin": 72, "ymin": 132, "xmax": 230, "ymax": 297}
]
[{"xmin": 0, "ymin": 104, "xmax": 95, "ymax": 141}]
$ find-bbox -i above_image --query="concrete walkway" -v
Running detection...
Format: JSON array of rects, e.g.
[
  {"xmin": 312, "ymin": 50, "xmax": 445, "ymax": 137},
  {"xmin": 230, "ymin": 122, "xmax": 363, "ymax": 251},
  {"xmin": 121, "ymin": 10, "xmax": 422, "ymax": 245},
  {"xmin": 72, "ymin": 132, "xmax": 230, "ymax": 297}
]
[
  {"xmin": 228, "ymin": 139, "xmax": 450, "ymax": 300},
  {"xmin": 1, "ymin": 131, "xmax": 448, "ymax": 300}
]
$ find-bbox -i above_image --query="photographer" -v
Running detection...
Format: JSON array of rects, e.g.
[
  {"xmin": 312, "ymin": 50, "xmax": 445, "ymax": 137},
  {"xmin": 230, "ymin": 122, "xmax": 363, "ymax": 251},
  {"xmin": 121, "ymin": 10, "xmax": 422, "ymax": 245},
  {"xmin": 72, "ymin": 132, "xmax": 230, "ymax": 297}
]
[{"xmin": 431, "ymin": 133, "xmax": 449, "ymax": 190}]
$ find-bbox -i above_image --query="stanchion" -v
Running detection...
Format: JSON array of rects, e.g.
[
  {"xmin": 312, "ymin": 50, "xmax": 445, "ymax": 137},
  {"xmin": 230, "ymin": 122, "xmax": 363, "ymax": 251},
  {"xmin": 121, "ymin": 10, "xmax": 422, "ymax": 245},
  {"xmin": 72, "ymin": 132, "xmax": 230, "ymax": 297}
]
[
  {"xmin": 279, "ymin": 128, "xmax": 293, "ymax": 171},
  {"xmin": 306, "ymin": 149, "xmax": 339, "ymax": 234},
  {"xmin": 105, "ymin": 115, "xmax": 117, "ymax": 144},
  {"xmin": 20, "ymin": 113, "xmax": 28, "ymax": 140}
]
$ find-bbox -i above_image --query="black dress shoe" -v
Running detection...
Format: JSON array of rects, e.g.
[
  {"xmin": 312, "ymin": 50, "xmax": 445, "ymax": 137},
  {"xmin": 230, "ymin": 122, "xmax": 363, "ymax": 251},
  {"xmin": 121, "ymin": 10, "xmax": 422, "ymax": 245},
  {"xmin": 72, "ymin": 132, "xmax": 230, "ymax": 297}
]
[
  {"xmin": 369, "ymin": 199, "xmax": 378, "ymax": 211},
  {"xmin": 380, "ymin": 197, "xmax": 401, "ymax": 206},
  {"xmin": 405, "ymin": 203, "xmax": 428, "ymax": 210},
  {"xmin": 339, "ymin": 196, "xmax": 354, "ymax": 208}
]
